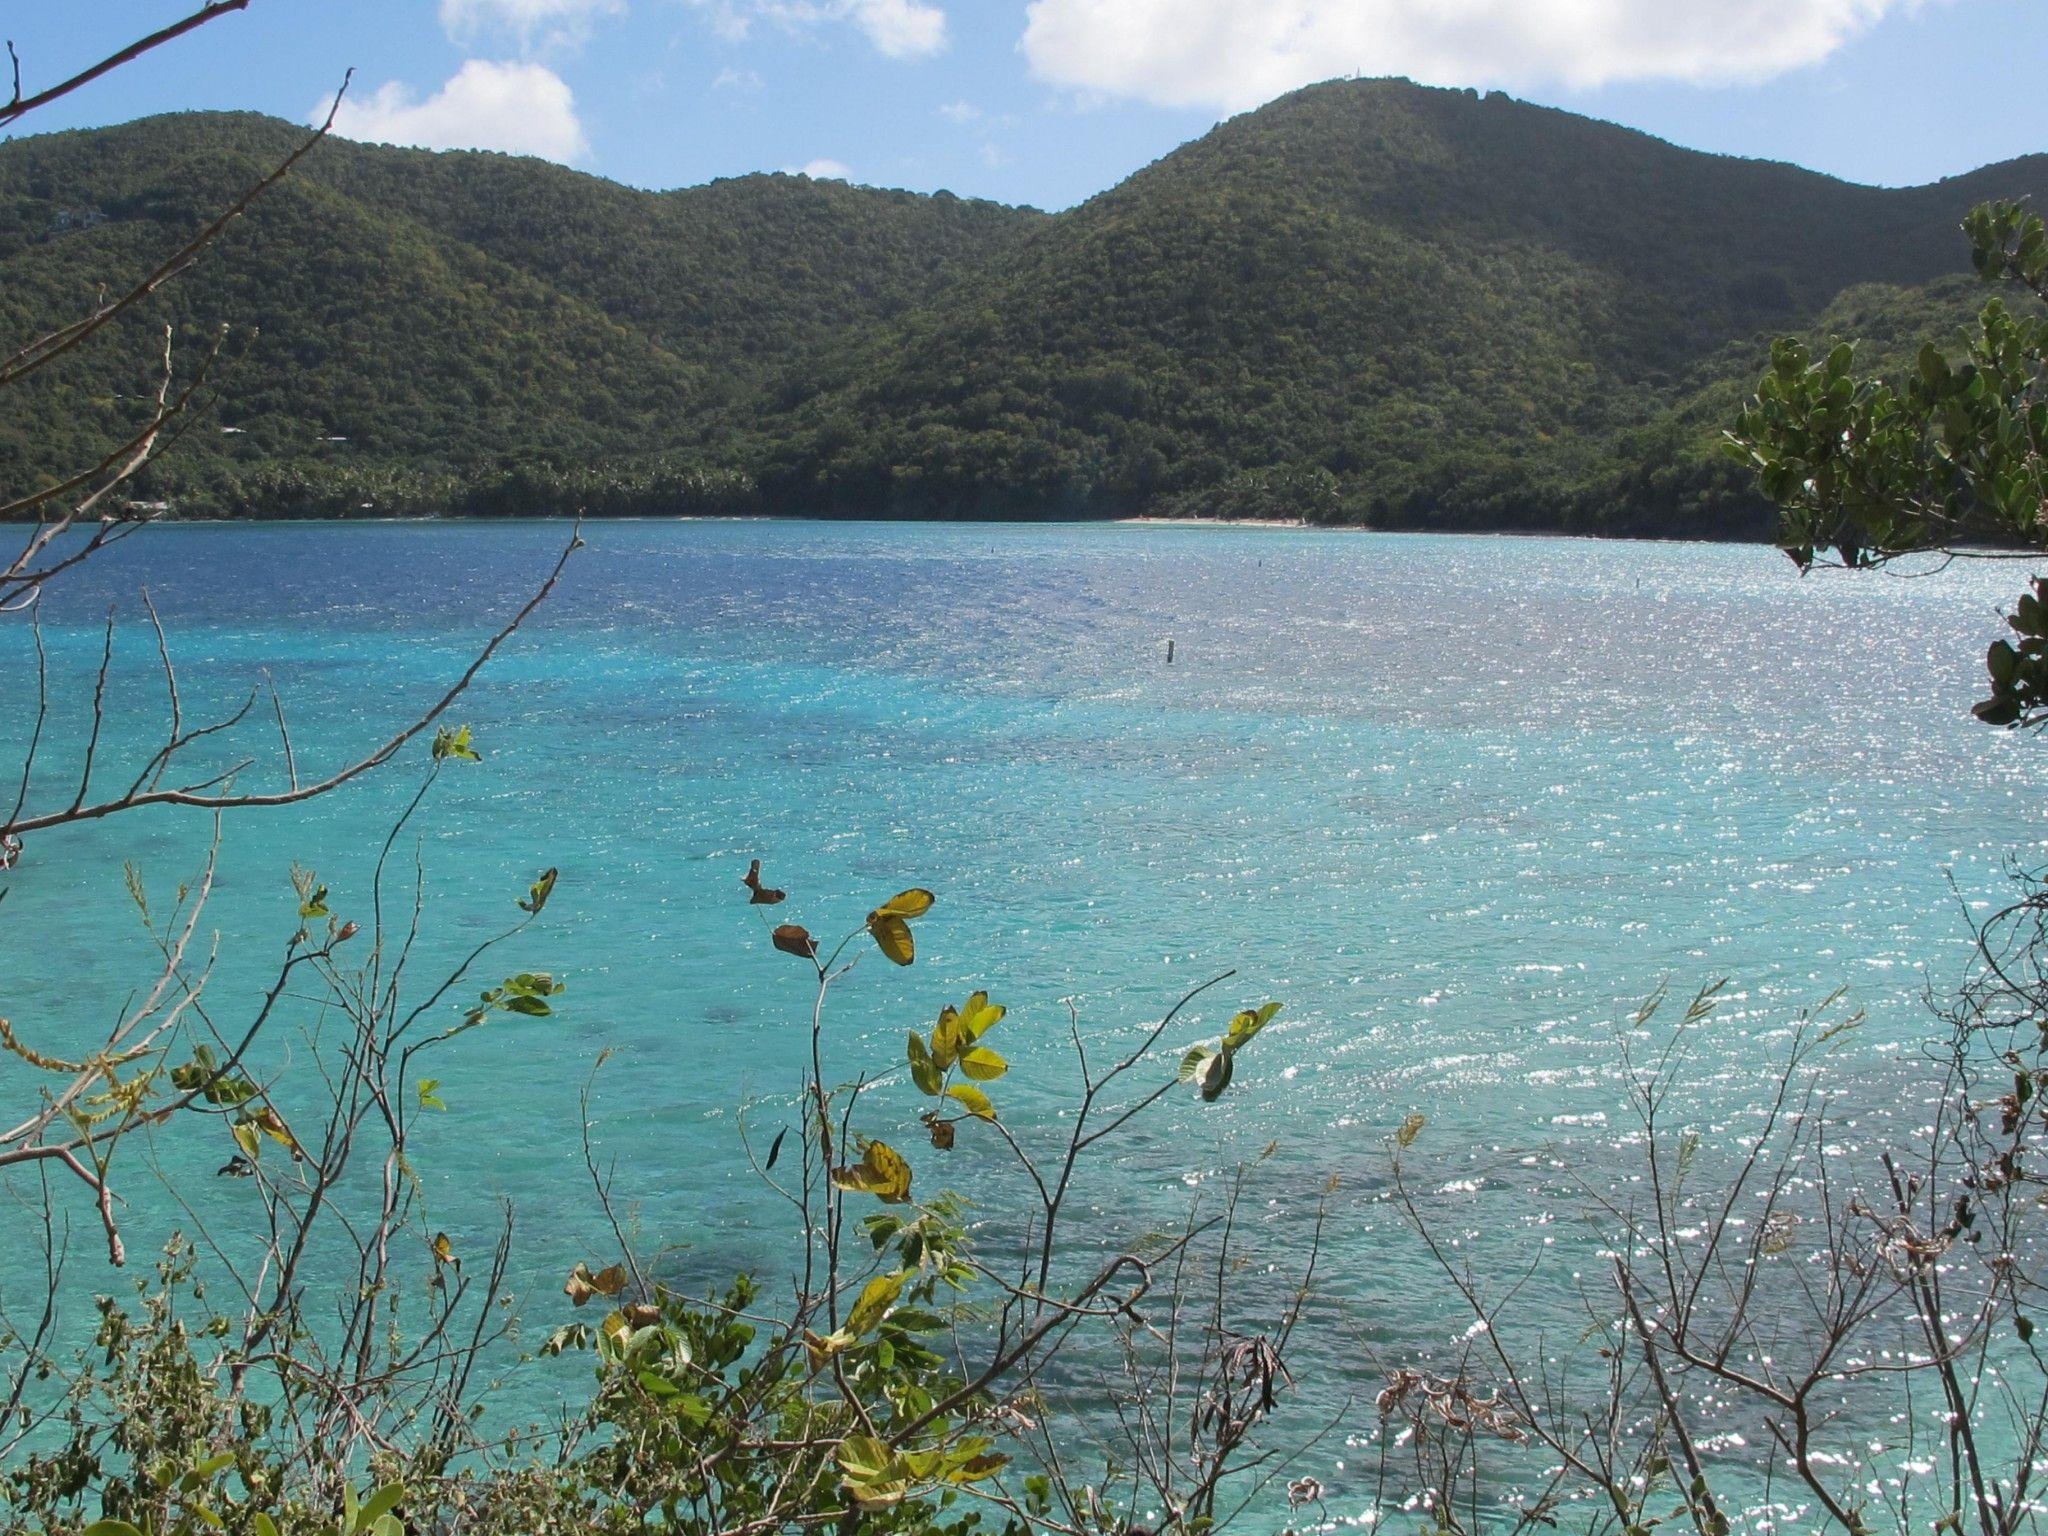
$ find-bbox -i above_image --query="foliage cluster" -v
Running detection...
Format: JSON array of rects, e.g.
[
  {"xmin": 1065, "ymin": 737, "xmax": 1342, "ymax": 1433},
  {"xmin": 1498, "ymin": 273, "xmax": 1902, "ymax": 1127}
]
[
  {"xmin": 5, "ymin": 758, "xmax": 1316, "ymax": 1536},
  {"xmin": 1728, "ymin": 199, "xmax": 2048, "ymax": 723},
  {"xmin": 6, "ymin": 82, "xmax": 2047, "ymax": 529}
]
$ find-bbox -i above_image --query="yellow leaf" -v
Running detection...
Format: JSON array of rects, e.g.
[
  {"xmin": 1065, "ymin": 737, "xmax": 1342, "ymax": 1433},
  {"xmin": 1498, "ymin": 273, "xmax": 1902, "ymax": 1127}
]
[
  {"xmin": 836, "ymin": 1434, "xmax": 892, "ymax": 1480},
  {"xmin": 930, "ymin": 1006, "xmax": 962, "ymax": 1069},
  {"xmin": 832, "ymin": 1139, "xmax": 913, "ymax": 1202},
  {"xmin": 248, "ymin": 1106, "xmax": 302, "ymax": 1159},
  {"xmin": 565, "ymin": 1261, "xmax": 630, "ymax": 1306},
  {"xmin": 958, "ymin": 1047, "xmax": 1007, "ymax": 1082},
  {"xmin": 847, "ymin": 1271, "xmax": 904, "ymax": 1336},
  {"xmin": 1395, "ymin": 1112, "xmax": 1426, "ymax": 1149},
  {"xmin": 1224, "ymin": 1001, "xmax": 1282, "ymax": 1051},
  {"xmin": 519, "ymin": 867, "xmax": 558, "ymax": 915},
  {"xmin": 871, "ymin": 888, "xmax": 935, "ymax": 920},
  {"xmin": 868, "ymin": 912, "xmax": 915, "ymax": 966},
  {"xmin": 232, "ymin": 1121, "xmax": 261, "ymax": 1162},
  {"xmin": 947, "ymin": 1082, "xmax": 996, "ymax": 1120},
  {"xmin": 806, "ymin": 1327, "xmax": 855, "ymax": 1369},
  {"xmin": 836, "ymin": 1434, "xmax": 911, "ymax": 1507},
  {"xmin": 432, "ymin": 1232, "xmax": 455, "ymax": 1265},
  {"xmin": 847, "ymin": 1476, "xmax": 909, "ymax": 1510},
  {"xmin": 958, "ymin": 994, "xmax": 1005, "ymax": 1040}
]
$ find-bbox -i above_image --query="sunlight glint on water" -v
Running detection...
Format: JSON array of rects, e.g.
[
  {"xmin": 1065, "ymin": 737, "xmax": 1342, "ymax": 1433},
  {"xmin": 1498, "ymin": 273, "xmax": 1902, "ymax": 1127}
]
[{"xmin": 2, "ymin": 520, "xmax": 2041, "ymax": 1528}]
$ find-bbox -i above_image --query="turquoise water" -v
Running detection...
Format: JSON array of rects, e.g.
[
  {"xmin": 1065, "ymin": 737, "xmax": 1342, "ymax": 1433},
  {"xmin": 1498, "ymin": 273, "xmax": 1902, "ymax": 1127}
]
[{"xmin": 4, "ymin": 520, "xmax": 2044, "ymax": 1525}]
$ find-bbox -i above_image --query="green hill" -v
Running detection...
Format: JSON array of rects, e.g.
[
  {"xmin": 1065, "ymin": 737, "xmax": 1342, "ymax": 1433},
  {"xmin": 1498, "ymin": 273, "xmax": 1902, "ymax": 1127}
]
[
  {"xmin": 1, "ymin": 82, "xmax": 2040, "ymax": 530},
  {"xmin": 0, "ymin": 111, "xmax": 1033, "ymax": 515},
  {"xmin": 733, "ymin": 80, "xmax": 2048, "ymax": 532}
]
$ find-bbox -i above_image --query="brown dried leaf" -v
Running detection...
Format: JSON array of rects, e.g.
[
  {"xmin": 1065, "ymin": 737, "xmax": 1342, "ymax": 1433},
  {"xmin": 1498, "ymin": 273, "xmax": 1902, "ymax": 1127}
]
[
  {"xmin": 772, "ymin": 923, "xmax": 819, "ymax": 959},
  {"xmin": 742, "ymin": 858, "xmax": 786, "ymax": 905}
]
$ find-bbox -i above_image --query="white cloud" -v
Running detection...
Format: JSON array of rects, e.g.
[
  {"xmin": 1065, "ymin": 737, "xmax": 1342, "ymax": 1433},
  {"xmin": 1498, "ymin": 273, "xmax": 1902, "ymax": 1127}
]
[
  {"xmin": 793, "ymin": 157, "xmax": 853, "ymax": 179},
  {"xmin": 1021, "ymin": 0, "xmax": 1917, "ymax": 110},
  {"xmin": 713, "ymin": 65, "xmax": 765, "ymax": 90},
  {"xmin": 326, "ymin": 60, "xmax": 591, "ymax": 162},
  {"xmin": 837, "ymin": 0, "xmax": 946, "ymax": 57},
  {"xmin": 689, "ymin": 0, "xmax": 947, "ymax": 59},
  {"xmin": 439, "ymin": 0, "xmax": 624, "ymax": 52},
  {"xmin": 691, "ymin": 2, "xmax": 757, "ymax": 42},
  {"xmin": 936, "ymin": 99, "xmax": 982, "ymax": 123}
]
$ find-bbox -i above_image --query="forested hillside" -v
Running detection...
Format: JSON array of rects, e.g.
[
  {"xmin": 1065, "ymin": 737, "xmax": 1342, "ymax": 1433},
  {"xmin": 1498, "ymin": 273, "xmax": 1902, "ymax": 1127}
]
[{"xmin": 3, "ymin": 80, "xmax": 2040, "ymax": 531}]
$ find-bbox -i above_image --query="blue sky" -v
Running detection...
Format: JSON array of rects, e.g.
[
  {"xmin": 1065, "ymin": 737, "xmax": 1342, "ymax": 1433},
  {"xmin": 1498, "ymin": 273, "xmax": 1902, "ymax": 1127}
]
[{"xmin": 9, "ymin": 1, "xmax": 2045, "ymax": 211}]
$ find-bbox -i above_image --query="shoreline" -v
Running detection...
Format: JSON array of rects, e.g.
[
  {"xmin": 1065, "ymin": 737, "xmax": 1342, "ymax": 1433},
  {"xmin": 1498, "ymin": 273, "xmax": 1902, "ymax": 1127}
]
[
  {"xmin": 1115, "ymin": 516, "xmax": 1308, "ymax": 529},
  {"xmin": 51, "ymin": 512, "xmax": 1985, "ymax": 555},
  {"xmin": 33, "ymin": 514, "xmax": 1772, "ymax": 551}
]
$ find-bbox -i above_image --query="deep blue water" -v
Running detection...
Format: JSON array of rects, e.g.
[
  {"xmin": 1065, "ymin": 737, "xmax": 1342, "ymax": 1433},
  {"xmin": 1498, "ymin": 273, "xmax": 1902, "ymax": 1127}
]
[{"xmin": 3, "ymin": 520, "xmax": 2042, "ymax": 1527}]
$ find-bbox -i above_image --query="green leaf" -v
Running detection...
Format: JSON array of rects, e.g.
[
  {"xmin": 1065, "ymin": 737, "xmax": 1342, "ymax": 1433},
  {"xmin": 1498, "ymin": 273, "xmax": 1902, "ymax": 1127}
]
[
  {"xmin": 171, "ymin": 1046, "xmax": 257, "ymax": 1107},
  {"xmin": 417, "ymin": 1078, "xmax": 446, "ymax": 1111},
  {"xmin": 847, "ymin": 1271, "xmax": 905, "ymax": 1336},
  {"xmin": 1179, "ymin": 1046, "xmax": 1215, "ymax": 1082},
  {"xmin": 674, "ymin": 1392, "xmax": 713, "ymax": 1426},
  {"xmin": 1224, "ymin": 1001, "xmax": 1281, "ymax": 1050},
  {"xmin": 519, "ymin": 867, "xmax": 558, "ymax": 915},
  {"xmin": 431, "ymin": 724, "xmax": 481, "ymax": 762},
  {"xmin": 358, "ymin": 1485, "xmax": 407, "ymax": 1530},
  {"xmin": 907, "ymin": 1032, "xmax": 942, "ymax": 1096},
  {"xmin": 837, "ymin": 1433, "xmax": 894, "ymax": 1481},
  {"xmin": 82, "ymin": 1523, "xmax": 145, "ymax": 1536},
  {"xmin": 1918, "ymin": 342, "xmax": 1951, "ymax": 389},
  {"xmin": 179, "ymin": 1452, "xmax": 236, "ymax": 1490}
]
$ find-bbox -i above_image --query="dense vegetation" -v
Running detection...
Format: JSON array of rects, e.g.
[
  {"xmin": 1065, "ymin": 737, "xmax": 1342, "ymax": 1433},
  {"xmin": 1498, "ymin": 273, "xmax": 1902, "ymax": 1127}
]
[{"xmin": 4, "ymin": 78, "xmax": 2045, "ymax": 530}]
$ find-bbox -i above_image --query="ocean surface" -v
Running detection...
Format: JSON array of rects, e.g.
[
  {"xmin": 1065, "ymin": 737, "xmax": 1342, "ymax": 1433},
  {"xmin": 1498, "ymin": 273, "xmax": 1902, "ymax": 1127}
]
[{"xmin": 4, "ymin": 519, "xmax": 2044, "ymax": 1527}]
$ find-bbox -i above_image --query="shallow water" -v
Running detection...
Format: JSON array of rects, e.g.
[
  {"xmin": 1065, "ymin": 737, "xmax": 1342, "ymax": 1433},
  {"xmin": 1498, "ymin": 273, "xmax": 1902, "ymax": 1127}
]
[{"xmin": 3, "ymin": 520, "xmax": 2042, "ymax": 1528}]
